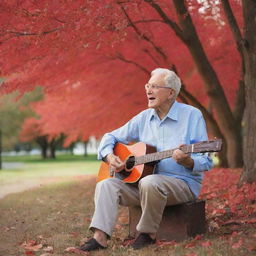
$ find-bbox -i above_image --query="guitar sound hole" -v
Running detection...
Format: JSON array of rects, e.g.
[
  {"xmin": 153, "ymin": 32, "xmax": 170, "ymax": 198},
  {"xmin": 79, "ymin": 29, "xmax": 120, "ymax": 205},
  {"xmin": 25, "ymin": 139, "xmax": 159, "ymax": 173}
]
[{"xmin": 126, "ymin": 156, "xmax": 135, "ymax": 170}]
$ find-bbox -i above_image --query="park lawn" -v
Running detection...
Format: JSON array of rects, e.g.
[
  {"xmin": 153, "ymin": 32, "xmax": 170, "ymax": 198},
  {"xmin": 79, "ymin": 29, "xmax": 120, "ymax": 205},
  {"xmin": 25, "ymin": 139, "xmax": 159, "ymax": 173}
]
[
  {"xmin": 0, "ymin": 158, "xmax": 256, "ymax": 256},
  {"xmin": 0, "ymin": 154, "xmax": 100, "ymax": 198},
  {"xmin": 2, "ymin": 154, "xmax": 98, "ymax": 163},
  {"xmin": 0, "ymin": 169, "xmax": 256, "ymax": 256},
  {"xmin": 0, "ymin": 160, "xmax": 99, "ymax": 185}
]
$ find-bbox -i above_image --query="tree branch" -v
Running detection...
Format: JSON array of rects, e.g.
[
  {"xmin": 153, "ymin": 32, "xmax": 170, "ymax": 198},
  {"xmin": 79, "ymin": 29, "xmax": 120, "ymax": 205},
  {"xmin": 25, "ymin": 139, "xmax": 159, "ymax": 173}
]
[
  {"xmin": 142, "ymin": 49, "xmax": 161, "ymax": 65},
  {"xmin": 5, "ymin": 27, "xmax": 62, "ymax": 37},
  {"xmin": 220, "ymin": 0, "xmax": 245, "ymax": 126},
  {"xmin": 118, "ymin": 3, "xmax": 168, "ymax": 62},
  {"xmin": 113, "ymin": 52, "xmax": 151, "ymax": 75},
  {"xmin": 53, "ymin": 17, "xmax": 67, "ymax": 24},
  {"xmin": 220, "ymin": 0, "xmax": 245, "ymax": 64},
  {"xmin": 143, "ymin": 0, "xmax": 185, "ymax": 41},
  {"xmin": 132, "ymin": 19, "xmax": 165, "ymax": 24}
]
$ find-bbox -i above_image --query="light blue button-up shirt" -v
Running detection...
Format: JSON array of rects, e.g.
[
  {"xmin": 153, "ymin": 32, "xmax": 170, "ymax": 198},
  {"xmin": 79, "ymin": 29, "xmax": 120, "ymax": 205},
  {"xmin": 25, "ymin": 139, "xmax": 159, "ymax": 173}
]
[{"xmin": 98, "ymin": 101, "xmax": 213, "ymax": 197}]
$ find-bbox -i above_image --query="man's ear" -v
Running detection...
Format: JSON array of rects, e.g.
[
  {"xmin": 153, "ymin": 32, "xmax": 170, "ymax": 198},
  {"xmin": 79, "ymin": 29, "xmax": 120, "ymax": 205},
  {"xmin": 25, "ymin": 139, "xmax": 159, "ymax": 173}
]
[{"xmin": 168, "ymin": 89, "xmax": 175, "ymax": 99}]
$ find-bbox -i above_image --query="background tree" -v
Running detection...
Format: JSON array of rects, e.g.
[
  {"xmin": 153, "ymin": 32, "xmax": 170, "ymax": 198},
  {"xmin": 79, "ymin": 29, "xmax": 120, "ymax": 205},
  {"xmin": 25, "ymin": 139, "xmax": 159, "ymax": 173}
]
[
  {"xmin": 20, "ymin": 117, "xmax": 64, "ymax": 159},
  {"xmin": 0, "ymin": 86, "xmax": 43, "ymax": 168}
]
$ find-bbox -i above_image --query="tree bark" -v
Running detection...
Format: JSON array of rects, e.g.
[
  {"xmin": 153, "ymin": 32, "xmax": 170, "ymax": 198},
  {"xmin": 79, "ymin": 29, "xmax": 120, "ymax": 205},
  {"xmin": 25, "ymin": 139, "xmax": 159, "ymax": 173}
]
[
  {"xmin": 36, "ymin": 136, "xmax": 49, "ymax": 159},
  {"xmin": 240, "ymin": 0, "xmax": 256, "ymax": 182},
  {"xmin": 84, "ymin": 141, "xmax": 88, "ymax": 156},
  {"xmin": 49, "ymin": 139, "xmax": 56, "ymax": 159}
]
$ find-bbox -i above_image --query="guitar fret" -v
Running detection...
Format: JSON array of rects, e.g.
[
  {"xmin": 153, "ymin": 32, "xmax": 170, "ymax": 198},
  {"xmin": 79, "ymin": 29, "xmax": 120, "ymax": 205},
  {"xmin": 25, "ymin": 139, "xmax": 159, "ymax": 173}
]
[
  {"xmin": 133, "ymin": 140, "xmax": 223, "ymax": 166},
  {"xmin": 135, "ymin": 149, "xmax": 176, "ymax": 165},
  {"xmin": 134, "ymin": 145, "xmax": 193, "ymax": 166}
]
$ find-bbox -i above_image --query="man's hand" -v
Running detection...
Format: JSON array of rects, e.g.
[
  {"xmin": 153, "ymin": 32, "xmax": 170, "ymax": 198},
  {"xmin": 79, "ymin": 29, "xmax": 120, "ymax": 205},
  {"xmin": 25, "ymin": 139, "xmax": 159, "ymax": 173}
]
[
  {"xmin": 172, "ymin": 147, "xmax": 194, "ymax": 169},
  {"xmin": 106, "ymin": 153, "xmax": 125, "ymax": 173}
]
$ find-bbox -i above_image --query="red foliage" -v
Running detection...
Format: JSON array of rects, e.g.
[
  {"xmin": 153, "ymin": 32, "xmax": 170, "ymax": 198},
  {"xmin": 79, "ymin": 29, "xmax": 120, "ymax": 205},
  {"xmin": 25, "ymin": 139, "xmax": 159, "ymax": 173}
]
[
  {"xmin": 0, "ymin": 1, "xmax": 243, "ymax": 143},
  {"xmin": 200, "ymin": 168, "xmax": 256, "ymax": 220}
]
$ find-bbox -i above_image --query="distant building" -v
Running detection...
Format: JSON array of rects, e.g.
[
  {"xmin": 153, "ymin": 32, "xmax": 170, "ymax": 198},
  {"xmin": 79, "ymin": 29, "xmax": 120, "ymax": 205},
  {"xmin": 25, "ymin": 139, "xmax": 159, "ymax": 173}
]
[{"xmin": 73, "ymin": 136, "xmax": 100, "ymax": 155}]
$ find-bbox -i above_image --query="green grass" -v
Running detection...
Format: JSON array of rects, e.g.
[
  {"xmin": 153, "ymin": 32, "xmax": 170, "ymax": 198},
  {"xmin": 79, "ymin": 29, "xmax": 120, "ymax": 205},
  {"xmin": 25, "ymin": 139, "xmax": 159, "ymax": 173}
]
[
  {"xmin": 0, "ymin": 161, "xmax": 99, "ymax": 182},
  {"xmin": 2, "ymin": 153, "xmax": 97, "ymax": 163},
  {"xmin": 0, "ymin": 154, "xmax": 100, "ymax": 199}
]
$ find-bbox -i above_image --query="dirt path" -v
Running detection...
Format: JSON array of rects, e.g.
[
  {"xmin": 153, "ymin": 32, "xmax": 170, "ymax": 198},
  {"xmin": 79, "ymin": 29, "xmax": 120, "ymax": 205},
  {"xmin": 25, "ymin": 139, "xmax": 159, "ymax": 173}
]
[
  {"xmin": 0, "ymin": 175, "xmax": 96, "ymax": 199},
  {"xmin": 0, "ymin": 178, "xmax": 61, "ymax": 199},
  {"xmin": 0, "ymin": 161, "xmax": 96, "ymax": 199}
]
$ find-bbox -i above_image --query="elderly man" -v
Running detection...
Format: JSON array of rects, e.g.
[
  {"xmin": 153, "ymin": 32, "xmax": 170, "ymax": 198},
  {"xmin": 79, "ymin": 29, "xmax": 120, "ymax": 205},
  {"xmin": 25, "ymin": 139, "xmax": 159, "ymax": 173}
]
[{"xmin": 79, "ymin": 68, "xmax": 212, "ymax": 251}]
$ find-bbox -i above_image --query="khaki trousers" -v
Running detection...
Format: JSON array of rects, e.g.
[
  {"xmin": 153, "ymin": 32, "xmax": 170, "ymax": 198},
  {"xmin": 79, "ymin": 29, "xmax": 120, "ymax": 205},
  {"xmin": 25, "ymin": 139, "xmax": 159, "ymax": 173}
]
[{"xmin": 89, "ymin": 174, "xmax": 195, "ymax": 237}]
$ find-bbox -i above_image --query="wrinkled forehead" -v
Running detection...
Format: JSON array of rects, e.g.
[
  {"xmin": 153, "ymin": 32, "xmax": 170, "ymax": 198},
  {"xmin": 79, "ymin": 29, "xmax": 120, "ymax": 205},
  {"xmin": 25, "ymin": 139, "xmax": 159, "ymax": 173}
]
[{"xmin": 148, "ymin": 73, "xmax": 166, "ymax": 86}]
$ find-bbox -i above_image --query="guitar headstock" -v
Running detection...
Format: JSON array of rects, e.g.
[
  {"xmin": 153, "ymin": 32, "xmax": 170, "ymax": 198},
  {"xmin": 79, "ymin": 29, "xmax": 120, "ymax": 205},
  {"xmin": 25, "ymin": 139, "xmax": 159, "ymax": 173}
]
[{"xmin": 192, "ymin": 139, "xmax": 222, "ymax": 153}]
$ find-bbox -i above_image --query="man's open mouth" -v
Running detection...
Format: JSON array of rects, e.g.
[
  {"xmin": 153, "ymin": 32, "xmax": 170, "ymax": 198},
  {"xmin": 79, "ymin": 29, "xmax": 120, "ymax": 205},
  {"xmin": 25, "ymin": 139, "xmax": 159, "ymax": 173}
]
[{"xmin": 148, "ymin": 97, "xmax": 156, "ymax": 101}]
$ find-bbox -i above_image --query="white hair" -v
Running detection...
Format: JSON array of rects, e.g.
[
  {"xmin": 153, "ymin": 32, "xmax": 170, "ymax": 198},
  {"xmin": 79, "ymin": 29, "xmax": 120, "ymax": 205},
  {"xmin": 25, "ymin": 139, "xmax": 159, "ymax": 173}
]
[{"xmin": 151, "ymin": 68, "xmax": 181, "ymax": 97}]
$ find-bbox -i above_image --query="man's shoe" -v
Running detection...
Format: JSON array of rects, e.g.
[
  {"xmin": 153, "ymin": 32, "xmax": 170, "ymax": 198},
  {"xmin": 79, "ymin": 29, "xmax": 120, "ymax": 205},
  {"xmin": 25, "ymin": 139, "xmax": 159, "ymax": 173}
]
[
  {"xmin": 79, "ymin": 238, "xmax": 107, "ymax": 251},
  {"xmin": 131, "ymin": 233, "xmax": 156, "ymax": 250}
]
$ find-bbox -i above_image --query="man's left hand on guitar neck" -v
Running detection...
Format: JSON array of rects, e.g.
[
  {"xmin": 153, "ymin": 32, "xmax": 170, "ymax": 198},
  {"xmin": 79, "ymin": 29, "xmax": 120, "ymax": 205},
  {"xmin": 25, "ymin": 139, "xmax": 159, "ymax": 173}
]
[{"xmin": 172, "ymin": 148, "xmax": 194, "ymax": 170}]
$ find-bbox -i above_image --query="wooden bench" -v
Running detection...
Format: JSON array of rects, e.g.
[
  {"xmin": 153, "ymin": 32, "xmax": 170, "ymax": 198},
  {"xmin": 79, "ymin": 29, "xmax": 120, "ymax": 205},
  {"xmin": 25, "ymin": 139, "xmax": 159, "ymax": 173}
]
[{"xmin": 128, "ymin": 199, "xmax": 206, "ymax": 241}]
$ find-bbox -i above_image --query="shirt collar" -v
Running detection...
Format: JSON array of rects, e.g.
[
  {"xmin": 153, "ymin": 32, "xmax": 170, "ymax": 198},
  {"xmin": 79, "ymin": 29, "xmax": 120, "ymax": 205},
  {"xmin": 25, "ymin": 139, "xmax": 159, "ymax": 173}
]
[{"xmin": 150, "ymin": 101, "xmax": 179, "ymax": 121}]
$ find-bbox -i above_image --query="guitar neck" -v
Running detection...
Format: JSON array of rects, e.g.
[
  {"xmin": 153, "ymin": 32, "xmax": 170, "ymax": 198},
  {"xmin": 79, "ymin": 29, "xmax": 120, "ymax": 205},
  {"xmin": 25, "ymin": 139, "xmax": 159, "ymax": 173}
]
[{"xmin": 135, "ymin": 145, "xmax": 191, "ymax": 165}]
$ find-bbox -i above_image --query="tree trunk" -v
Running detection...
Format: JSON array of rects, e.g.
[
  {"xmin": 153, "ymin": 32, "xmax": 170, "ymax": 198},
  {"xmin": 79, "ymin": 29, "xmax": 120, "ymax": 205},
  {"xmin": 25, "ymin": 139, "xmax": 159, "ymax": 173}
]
[
  {"xmin": 240, "ymin": 0, "xmax": 256, "ymax": 182},
  {"xmin": 49, "ymin": 139, "xmax": 56, "ymax": 159},
  {"xmin": 36, "ymin": 136, "xmax": 49, "ymax": 159},
  {"xmin": 84, "ymin": 141, "xmax": 88, "ymax": 156}
]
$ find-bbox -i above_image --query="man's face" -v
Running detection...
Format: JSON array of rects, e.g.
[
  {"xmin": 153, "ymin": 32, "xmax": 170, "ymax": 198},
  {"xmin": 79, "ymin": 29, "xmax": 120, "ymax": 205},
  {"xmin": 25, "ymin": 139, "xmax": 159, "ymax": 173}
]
[{"xmin": 146, "ymin": 74, "xmax": 175, "ymax": 109}]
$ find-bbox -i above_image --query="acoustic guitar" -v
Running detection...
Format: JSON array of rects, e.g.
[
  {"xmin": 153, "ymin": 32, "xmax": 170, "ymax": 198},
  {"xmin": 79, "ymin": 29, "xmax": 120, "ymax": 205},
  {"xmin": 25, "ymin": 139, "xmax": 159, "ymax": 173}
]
[{"xmin": 97, "ymin": 139, "xmax": 222, "ymax": 184}]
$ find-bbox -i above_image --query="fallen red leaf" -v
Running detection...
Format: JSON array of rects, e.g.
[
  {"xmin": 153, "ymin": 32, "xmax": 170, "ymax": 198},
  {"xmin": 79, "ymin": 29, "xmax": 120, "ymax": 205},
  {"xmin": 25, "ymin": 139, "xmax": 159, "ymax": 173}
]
[
  {"xmin": 200, "ymin": 241, "xmax": 212, "ymax": 247},
  {"xmin": 156, "ymin": 240, "xmax": 177, "ymax": 247},
  {"xmin": 69, "ymin": 232, "xmax": 79, "ymax": 237},
  {"xmin": 84, "ymin": 217, "xmax": 91, "ymax": 223},
  {"xmin": 184, "ymin": 241, "xmax": 197, "ymax": 248},
  {"xmin": 20, "ymin": 241, "xmax": 43, "ymax": 251},
  {"xmin": 247, "ymin": 244, "xmax": 256, "ymax": 252},
  {"xmin": 64, "ymin": 247, "xmax": 89, "ymax": 255},
  {"xmin": 194, "ymin": 234, "xmax": 203, "ymax": 240},
  {"xmin": 25, "ymin": 251, "xmax": 35, "ymax": 256},
  {"xmin": 232, "ymin": 239, "xmax": 243, "ymax": 249},
  {"xmin": 121, "ymin": 237, "xmax": 134, "ymax": 247}
]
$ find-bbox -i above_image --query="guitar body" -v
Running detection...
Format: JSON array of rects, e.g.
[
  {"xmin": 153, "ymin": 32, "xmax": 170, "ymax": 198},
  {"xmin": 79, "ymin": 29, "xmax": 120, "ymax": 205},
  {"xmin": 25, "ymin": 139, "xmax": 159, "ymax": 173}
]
[{"xmin": 97, "ymin": 142, "xmax": 156, "ymax": 183}]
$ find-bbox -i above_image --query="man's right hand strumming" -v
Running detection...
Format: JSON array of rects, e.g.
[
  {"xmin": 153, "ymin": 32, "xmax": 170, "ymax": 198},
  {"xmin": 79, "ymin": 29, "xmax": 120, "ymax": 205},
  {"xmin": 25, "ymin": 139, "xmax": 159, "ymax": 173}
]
[{"xmin": 106, "ymin": 153, "xmax": 125, "ymax": 173}]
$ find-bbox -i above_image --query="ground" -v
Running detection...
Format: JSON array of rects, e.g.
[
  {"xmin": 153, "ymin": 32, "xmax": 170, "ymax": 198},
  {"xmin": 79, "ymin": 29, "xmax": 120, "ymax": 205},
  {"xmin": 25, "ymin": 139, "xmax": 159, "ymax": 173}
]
[{"xmin": 0, "ymin": 157, "xmax": 255, "ymax": 256}]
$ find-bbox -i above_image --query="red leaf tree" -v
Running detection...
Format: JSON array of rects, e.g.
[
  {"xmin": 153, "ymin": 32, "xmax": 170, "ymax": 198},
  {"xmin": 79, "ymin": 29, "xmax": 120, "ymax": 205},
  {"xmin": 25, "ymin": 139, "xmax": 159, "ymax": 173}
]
[{"xmin": 0, "ymin": 0, "xmax": 255, "ymax": 182}]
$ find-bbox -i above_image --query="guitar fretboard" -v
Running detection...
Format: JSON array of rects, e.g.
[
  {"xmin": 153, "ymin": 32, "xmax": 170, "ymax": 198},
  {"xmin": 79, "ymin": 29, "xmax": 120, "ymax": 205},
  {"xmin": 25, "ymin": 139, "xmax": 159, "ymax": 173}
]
[{"xmin": 134, "ymin": 145, "xmax": 190, "ymax": 165}]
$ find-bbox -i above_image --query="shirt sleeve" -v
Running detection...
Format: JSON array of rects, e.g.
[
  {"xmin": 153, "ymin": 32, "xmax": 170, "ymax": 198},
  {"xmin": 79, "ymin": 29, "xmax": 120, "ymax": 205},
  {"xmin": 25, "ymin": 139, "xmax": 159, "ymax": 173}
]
[
  {"xmin": 189, "ymin": 111, "xmax": 213, "ymax": 173},
  {"xmin": 97, "ymin": 114, "xmax": 141, "ymax": 160}
]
